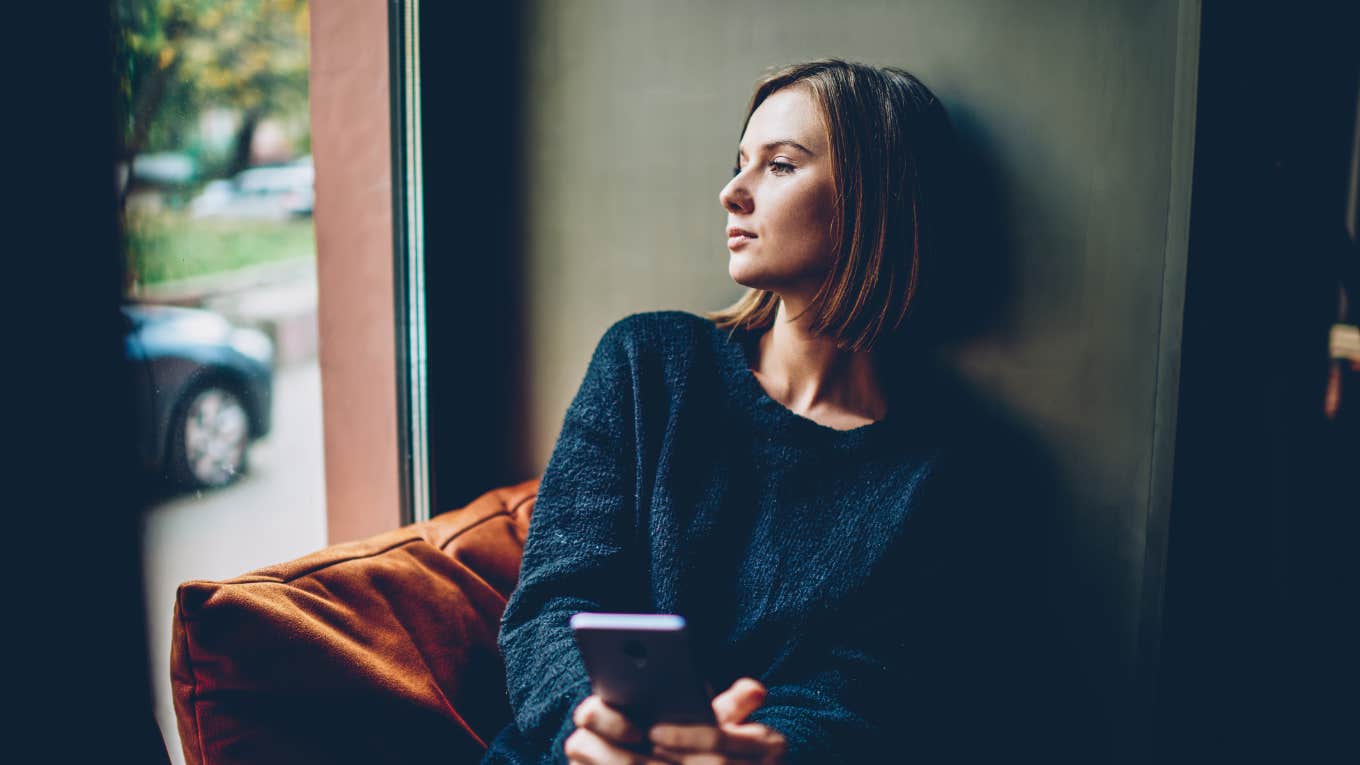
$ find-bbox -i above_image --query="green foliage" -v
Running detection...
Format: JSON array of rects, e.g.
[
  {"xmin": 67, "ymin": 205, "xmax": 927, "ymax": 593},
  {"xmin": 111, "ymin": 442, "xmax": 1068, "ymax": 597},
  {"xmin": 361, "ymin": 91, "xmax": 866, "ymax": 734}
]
[
  {"xmin": 127, "ymin": 211, "xmax": 315, "ymax": 287},
  {"xmin": 115, "ymin": 0, "xmax": 310, "ymax": 158},
  {"xmin": 116, "ymin": 0, "xmax": 313, "ymax": 291}
]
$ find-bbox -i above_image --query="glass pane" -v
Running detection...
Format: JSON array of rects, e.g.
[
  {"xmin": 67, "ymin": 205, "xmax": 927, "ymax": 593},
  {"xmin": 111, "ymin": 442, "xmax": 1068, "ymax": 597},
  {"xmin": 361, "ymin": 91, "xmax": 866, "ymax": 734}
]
[{"xmin": 115, "ymin": 2, "xmax": 326, "ymax": 759}]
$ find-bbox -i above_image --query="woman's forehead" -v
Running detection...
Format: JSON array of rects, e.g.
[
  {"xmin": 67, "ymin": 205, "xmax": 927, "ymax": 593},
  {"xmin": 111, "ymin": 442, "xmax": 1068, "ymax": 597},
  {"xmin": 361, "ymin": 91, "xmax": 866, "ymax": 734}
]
[{"xmin": 741, "ymin": 86, "xmax": 827, "ymax": 155}]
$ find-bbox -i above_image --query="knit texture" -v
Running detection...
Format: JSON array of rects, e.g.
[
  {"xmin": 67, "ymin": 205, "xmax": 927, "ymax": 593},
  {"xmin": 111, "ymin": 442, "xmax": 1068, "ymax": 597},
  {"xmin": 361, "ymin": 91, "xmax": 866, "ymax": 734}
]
[{"xmin": 482, "ymin": 311, "xmax": 1057, "ymax": 764}]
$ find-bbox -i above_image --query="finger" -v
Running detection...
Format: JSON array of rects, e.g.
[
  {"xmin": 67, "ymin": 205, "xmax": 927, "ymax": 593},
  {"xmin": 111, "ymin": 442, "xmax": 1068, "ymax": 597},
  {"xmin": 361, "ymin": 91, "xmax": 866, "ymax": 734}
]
[
  {"xmin": 712, "ymin": 677, "xmax": 767, "ymax": 725},
  {"xmin": 650, "ymin": 723, "xmax": 786, "ymax": 761},
  {"xmin": 650, "ymin": 724, "xmax": 723, "ymax": 753},
  {"xmin": 711, "ymin": 723, "xmax": 782, "ymax": 758},
  {"xmin": 648, "ymin": 723, "xmax": 771, "ymax": 758},
  {"xmin": 721, "ymin": 722, "xmax": 787, "ymax": 758},
  {"xmin": 564, "ymin": 727, "xmax": 667, "ymax": 765},
  {"xmin": 649, "ymin": 748, "xmax": 727, "ymax": 765},
  {"xmin": 573, "ymin": 695, "xmax": 645, "ymax": 745}
]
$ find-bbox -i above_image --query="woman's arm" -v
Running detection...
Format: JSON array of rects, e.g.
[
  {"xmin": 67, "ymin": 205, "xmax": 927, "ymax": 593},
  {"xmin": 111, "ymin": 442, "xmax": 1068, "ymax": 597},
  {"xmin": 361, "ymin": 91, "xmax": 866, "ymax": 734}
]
[
  {"xmin": 497, "ymin": 319, "xmax": 645, "ymax": 760},
  {"xmin": 741, "ymin": 618, "xmax": 914, "ymax": 763},
  {"xmin": 643, "ymin": 621, "xmax": 909, "ymax": 764}
]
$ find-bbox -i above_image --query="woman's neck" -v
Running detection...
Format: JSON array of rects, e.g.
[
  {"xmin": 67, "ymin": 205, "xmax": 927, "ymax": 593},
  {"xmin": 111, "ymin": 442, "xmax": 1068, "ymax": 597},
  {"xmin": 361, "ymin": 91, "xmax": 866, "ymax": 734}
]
[{"xmin": 751, "ymin": 297, "xmax": 888, "ymax": 427}]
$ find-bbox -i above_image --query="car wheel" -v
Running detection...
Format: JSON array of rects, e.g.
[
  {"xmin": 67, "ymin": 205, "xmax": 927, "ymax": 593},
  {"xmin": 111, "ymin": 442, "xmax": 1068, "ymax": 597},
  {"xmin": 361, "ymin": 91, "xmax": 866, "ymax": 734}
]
[{"xmin": 169, "ymin": 382, "xmax": 251, "ymax": 489}]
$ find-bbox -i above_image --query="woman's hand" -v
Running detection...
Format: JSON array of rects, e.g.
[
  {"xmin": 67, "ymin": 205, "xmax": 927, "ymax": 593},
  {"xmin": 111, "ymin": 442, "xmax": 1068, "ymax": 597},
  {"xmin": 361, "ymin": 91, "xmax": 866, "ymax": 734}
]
[
  {"xmin": 566, "ymin": 694, "xmax": 669, "ymax": 765},
  {"xmin": 648, "ymin": 678, "xmax": 788, "ymax": 764}
]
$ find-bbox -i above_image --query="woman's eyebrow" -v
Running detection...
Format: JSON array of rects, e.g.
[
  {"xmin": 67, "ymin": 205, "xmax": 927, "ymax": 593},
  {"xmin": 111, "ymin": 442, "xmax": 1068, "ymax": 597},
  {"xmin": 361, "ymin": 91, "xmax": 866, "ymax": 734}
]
[{"xmin": 737, "ymin": 139, "xmax": 816, "ymax": 159}]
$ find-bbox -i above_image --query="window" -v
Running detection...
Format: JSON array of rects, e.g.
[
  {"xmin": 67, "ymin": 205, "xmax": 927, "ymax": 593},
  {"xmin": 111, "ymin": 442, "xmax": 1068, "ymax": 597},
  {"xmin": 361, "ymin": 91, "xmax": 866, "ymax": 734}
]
[{"xmin": 115, "ymin": 2, "xmax": 327, "ymax": 758}]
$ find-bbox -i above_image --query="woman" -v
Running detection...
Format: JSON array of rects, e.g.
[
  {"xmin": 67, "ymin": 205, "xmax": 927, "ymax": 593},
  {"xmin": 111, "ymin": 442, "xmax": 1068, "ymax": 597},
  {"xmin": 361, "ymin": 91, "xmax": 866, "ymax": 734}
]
[{"xmin": 483, "ymin": 59, "xmax": 1033, "ymax": 764}]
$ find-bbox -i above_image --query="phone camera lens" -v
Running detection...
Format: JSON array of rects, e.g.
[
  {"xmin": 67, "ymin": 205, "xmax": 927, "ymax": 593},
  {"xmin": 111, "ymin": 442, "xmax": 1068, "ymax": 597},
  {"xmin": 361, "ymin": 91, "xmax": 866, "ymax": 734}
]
[{"xmin": 622, "ymin": 639, "xmax": 648, "ymax": 668}]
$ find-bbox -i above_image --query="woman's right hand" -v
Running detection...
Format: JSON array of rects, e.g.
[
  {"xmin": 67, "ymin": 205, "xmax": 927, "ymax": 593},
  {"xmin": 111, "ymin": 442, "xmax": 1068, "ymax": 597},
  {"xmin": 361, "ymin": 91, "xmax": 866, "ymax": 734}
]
[{"xmin": 566, "ymin": 695, "xmax": 668, "ymax": 765}]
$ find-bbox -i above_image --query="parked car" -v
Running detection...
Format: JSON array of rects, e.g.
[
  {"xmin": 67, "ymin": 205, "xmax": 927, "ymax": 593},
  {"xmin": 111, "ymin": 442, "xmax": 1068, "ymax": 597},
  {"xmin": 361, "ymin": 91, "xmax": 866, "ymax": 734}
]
[
  {"xmin": 188, "ymin": 156, "xmax": 314, "ymax": 220},
  {"xmin": 123, "ymin": 303, "xmax": 274, "ymax": 490}
]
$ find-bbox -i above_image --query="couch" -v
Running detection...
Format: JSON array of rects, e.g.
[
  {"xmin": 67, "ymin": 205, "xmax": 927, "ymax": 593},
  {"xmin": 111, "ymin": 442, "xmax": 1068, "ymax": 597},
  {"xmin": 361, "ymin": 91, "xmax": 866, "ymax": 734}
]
[{"xmin": 170, "ymin": 479, "xmax": 539, "ymax": 765}]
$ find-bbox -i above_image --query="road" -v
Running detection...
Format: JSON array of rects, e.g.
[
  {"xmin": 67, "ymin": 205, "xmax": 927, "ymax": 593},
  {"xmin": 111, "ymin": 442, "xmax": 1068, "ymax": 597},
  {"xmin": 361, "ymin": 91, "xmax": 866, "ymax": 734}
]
[{"xmin": 140, "ymin": 359, "xmax": 327, "ymax": 764}]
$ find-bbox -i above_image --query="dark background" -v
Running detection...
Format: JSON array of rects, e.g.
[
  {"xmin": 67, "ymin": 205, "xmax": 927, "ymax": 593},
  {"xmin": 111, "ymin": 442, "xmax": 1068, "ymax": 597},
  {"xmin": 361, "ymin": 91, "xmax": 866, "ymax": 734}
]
[
  {"xmin": 13, "ymin": 3, "xmax": 163, "ymax": 759},
  {"xmin": 1158, "ymin": 0, "xmax": 1357, "ymax": 760},
  {"xmin": 417, "ymin": 1, "xmax": 528, "ymax": 513}
]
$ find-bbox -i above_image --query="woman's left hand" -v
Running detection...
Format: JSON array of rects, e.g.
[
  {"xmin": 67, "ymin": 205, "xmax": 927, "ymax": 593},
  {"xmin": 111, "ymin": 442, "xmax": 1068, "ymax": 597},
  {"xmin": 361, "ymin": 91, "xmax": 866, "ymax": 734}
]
[{"xmin": 648, "ymin": 677, "xmax": 787, "ymax": 764}]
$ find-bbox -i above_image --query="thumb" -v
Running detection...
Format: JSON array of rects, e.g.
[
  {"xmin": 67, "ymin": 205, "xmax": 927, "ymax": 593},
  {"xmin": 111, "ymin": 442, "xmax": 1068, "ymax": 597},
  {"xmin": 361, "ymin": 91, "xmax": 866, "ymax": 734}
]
[{"xmin": 712, "ymin": 677, "xmax": 767, "ymax": 725}]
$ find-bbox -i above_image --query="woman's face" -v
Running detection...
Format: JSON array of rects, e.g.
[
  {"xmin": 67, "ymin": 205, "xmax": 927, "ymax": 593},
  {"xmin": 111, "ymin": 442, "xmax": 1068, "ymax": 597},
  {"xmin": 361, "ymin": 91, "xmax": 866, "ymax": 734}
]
[{"xmin": 719, "ymin": 85, "xmax": 838, "ymax": 300}]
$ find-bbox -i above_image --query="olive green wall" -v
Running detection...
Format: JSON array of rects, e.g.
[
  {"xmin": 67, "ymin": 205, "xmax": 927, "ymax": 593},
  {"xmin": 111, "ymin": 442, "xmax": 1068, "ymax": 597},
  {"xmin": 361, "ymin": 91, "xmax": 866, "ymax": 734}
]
[{"xmin": 515, "ymin": 1, "xmax": 1199, "ymax": 757}]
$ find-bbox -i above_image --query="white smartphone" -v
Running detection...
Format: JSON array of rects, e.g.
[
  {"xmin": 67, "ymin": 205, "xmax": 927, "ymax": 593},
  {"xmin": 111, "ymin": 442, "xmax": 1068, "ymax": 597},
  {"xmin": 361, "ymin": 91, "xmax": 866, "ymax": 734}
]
[{"xmin": 570, "ymin": 612, "xmax": 716, "ymax": 726}]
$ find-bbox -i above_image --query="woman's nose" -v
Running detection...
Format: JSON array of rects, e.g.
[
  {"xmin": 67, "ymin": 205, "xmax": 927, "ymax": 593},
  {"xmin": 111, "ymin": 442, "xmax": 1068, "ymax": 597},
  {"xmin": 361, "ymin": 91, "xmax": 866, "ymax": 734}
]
[{"xmin": 719, "ymin": 177, "xmax": 752, "ymax": 214}]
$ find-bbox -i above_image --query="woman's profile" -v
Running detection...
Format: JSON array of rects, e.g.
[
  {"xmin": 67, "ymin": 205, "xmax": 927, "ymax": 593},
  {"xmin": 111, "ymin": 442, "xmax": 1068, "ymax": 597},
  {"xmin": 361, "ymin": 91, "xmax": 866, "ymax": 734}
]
[{"xmin": 482, "ymin": 58, "xmax": 1054, "ymax": 764}]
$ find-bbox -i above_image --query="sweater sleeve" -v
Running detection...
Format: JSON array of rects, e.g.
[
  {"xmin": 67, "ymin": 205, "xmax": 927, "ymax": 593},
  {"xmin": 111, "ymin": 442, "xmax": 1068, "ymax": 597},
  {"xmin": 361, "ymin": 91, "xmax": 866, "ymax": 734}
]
[
  {"xmin": 743, "ymin": 530, "xmax": 940, "ymax": 764},
  {"xmin": 744, "ymin": 641, "xmax": 900, "ymax": 764},
  {"xmin": 496, "ymin": 320, "xmax": 643, "ymax": 763}
]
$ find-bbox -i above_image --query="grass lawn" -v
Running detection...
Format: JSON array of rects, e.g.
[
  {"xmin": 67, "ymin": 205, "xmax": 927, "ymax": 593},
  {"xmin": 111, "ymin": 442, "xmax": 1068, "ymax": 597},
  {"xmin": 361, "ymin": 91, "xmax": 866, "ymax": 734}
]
[{"xmin": 128, "ymin": 212, "xmax": 316, "ymax": 287}]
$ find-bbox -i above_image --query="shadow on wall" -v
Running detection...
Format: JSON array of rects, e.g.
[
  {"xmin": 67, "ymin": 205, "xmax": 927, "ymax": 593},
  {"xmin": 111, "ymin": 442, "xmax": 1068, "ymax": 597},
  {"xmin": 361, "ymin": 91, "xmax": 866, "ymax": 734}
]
[
  {"xmin": 912, "ymin": 101, "xmax": 1017, "ymax": 348},
  {"xmin": 868, "ymin": 351, "xmax": 1111, "ymax": 762},
  {"xmin": 876, "ymin": 102, "xmax": 1115, "ymax": 760}
]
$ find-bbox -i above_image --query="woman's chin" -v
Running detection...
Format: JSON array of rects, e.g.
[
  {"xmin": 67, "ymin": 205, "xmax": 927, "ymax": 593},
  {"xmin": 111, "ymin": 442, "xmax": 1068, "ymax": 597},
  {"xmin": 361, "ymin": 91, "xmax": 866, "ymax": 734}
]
[
  {"xmin": 728, "ymin": 264, "xmax": 800, "ymax": 295},
  {"xmin": 727, "ymin": 256, "xmax": 769, "ymax": 290},
  {"xmin": 728, "ymin": 250, "xmax": 825, "ymax": 293}
]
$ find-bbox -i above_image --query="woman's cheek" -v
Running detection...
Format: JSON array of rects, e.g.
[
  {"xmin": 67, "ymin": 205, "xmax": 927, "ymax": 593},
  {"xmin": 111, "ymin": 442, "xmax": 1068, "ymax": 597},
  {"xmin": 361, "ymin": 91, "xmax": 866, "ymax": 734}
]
[{"xmin": 791, "ymin": 180, "xmax": 834, "ymax": 243}]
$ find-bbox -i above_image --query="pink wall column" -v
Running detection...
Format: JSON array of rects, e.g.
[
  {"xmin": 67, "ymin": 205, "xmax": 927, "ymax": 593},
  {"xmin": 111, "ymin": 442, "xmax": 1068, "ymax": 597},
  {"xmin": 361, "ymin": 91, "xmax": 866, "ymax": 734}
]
[{"xmin": 310, "ymin": 0, "xmax": 402, "ymax": 543}]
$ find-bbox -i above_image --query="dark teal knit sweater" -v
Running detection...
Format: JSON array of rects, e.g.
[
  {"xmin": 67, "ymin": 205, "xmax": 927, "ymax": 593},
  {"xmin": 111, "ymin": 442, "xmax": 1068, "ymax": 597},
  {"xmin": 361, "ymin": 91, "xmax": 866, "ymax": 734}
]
[{"xmin": 482, "ymin": 311, "xmax": 1057, "ymax": 764}]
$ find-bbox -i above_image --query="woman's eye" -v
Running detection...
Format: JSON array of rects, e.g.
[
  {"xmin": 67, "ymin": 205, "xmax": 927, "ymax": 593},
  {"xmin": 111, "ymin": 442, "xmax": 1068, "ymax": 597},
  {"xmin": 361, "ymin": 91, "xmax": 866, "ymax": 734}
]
[{"xmin": 731, "ymin": 161, "xmax": 795, "ymax": 177}]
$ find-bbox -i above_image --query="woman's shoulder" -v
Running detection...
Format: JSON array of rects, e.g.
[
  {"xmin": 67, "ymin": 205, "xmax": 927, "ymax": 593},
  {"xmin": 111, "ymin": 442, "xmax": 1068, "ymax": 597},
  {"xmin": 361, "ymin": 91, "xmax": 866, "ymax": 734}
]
[
  {"xmin": 589, "ymin": 311, "xmax": 746, "ymax": 399},
  {"xmin": 596, "ymin": 310, "xmax": 727, "ymax": 359},
  {"xmin": 602, "ymin": 309, "xmax": 717, "ymax": 338}
]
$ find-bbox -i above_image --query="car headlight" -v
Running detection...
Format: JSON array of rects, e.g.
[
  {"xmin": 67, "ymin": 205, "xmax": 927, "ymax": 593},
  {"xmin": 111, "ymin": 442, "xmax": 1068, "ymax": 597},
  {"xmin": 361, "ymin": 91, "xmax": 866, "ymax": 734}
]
[{"xmin": 230, "ymin": 327, "xmax": 275, "ymax": 366}]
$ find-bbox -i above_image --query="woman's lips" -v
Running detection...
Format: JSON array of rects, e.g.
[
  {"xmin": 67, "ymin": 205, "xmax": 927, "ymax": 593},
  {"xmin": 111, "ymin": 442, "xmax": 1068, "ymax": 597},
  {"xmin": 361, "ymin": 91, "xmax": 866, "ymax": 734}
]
[{"xmin": 726, "ymin": 228, "xmax": 757, "ymax": 249}]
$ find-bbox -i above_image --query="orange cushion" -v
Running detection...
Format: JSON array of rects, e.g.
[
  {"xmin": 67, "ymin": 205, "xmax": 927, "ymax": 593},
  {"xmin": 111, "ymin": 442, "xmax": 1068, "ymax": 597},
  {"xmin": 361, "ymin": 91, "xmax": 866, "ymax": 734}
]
[{"xmin": 171, "ymin": 480, "xmax": 538, "ymax": 765}]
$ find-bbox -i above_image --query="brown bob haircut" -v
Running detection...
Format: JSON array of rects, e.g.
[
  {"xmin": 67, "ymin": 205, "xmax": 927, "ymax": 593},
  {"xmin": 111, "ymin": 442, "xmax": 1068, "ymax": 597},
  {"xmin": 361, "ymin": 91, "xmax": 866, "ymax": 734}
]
[{"xmin": 709, "ymin": 59, "xmax": 959, "ymax": 353}]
